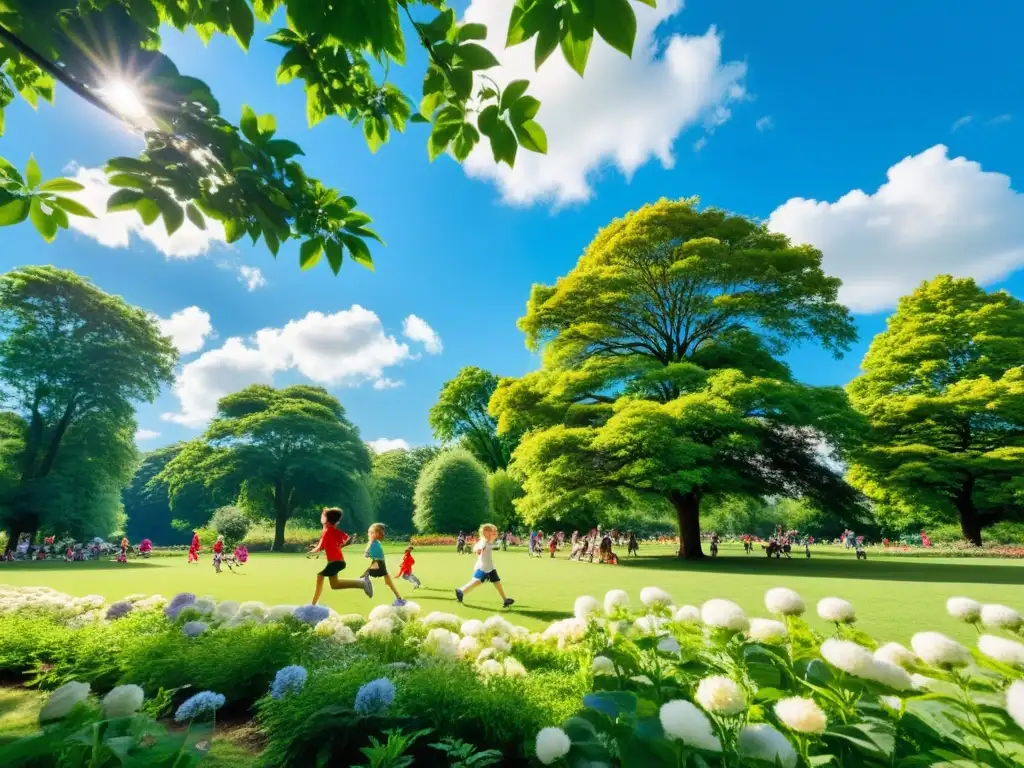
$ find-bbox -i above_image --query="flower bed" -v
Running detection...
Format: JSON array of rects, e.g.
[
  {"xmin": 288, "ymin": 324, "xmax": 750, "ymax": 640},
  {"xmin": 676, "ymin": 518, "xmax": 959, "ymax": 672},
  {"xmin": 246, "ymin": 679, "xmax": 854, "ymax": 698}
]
[{"xmin": 1, "ymin": 583, "xmax": 1022, "ymax": 766}]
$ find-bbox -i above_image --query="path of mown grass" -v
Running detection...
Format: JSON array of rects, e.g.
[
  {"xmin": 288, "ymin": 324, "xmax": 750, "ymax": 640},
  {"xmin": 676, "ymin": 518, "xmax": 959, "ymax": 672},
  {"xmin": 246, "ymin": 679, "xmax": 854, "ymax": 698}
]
[{"xmin": 3, "ymin": 543, "xmax": 1022, "ymax": 644}]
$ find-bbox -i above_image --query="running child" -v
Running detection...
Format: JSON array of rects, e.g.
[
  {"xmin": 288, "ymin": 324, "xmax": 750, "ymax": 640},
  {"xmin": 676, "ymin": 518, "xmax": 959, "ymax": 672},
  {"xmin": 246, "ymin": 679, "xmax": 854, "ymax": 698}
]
[
  {"xmin": 310, "ymin": 507, "xmax": 373, "ymax": 606},
  {"xmin": 627, "ymin": 531, "xmax": 639, "ymax": 557},
  {"xmin": 234, "ymin": 543, "xmax": 248, "ymax": 566},
  {"xmin": 548, "ymin": 534, "xmax": 558, "ymax": 558},
  {"xmin": 397, "ymin": 546, "xmax": 421, "ymax": 589},
  {"xmin": 362, "ymin": 523, "xmax": 406, "ymax": 606},
  {"xmin": 187, "ymin": 530, "xmax": 201, "ymax": 563},
  {"xmin": 213, "ymin": 535, "xmax": 225, "ymax": 573},
  {"xmin": 455, "ymin": 523, "xmax": 514, "ymax": 609}
]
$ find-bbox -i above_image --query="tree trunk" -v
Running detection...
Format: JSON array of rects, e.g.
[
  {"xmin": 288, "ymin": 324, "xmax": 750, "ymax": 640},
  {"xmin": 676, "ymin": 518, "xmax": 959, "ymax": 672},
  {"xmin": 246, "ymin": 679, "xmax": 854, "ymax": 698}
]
[
  {"xmin": 272, "ymin": 483, "xmax": 288, "ymax": 551},
  {"xmin": 954, "ymin": 476, "xmax": 982, "ymax": 546},
  {"xmin": 669, "ymin": 490, "xmax": 704, "ymax": 559}
]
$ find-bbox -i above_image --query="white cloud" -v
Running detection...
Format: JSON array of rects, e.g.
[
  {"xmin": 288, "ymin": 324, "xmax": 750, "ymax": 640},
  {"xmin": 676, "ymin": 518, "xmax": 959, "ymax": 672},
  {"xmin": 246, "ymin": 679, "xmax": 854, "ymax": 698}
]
[
  {"xmin": 755, "ymin": 115, "xmax": 774, "ymax": 132},
  {"xmin": 367, "ymin": 438, "xmax": 410, "ymax": 453},
  {"xmin": 693, "ymin": 136, "xmax": 708, "ymax": 152},
  {"xmin": 63, "ymin": 167, "xmax": 226, "ymax": 258},
  {"xmin": 951, "ymin": 115, "xmax": 972, "ymax": 132},
  {"xmin": 237, "ymin": 265, "xmax": 267, "ymax": 291},
  {"xmin": 373, "ymin": 378, "xmax": 405, "ymax": 390},
  {"xmin": 461, "ymin": 0, "xmax": 746, "ymax": 206},
  {"xmin": 134, "ymin": 429, "xmax": 160, "ymax": 441},
  {"xmin": 767, "ymin": 145, "xmax": 1024, "ymax": 313},
  {"xmin": 154, "ymin": 306, "xmax": 214, "ymax": 355},
  {"xmin": 402, "ymin": 314, "xmax": 443, "ymax": 354},
  {"xmin": 163, "ymin": 306, "xmax": 431, "ymax": 427},
  {"xmin": 988, "ymin": 113, "xmax": 1012, "ymax": 126}
]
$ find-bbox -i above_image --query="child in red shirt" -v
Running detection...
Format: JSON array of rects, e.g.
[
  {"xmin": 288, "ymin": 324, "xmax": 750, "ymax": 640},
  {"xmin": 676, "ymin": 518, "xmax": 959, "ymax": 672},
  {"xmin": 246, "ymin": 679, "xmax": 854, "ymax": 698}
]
[
  {"xmin": 188, "ymin": 531, "xmax": 201, "ymax": 563},
  {"xmin": 213, "ymin": 536, "xmax": 225, "ymax": 573},
  {"xmin": 397, "ymin": 546, "xmax": 421, "ymax": 589},
  {"xmin": 309, "ymin": 507, "xmax": 374, "ymax": 606}
]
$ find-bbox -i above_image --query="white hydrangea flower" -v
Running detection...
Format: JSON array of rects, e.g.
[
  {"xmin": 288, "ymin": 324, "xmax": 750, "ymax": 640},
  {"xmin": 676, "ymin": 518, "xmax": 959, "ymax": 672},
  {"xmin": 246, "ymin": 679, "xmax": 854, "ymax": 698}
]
[
  {"xmin": 1006, "ymin": 680, "xmax": 1024, "ymax": 730},
  {"xmin": 421, "ymin": 611, "xmax": 462, "ymax": 629},
  {"xmin": 369, "ymin": 604, "xmax": 397, "ymax": 621},
  {"xmin": 574, "ymin": 595, "xmax": 601, "ymax": 621},
  {"xmin": 910, "ymin": 674, "xmax": 935, "ymax": 690},
  {"xmin": 122, "ymin": 593, "xmax": 147, "ymax": 604},
  {"xmin": 874, "ymin": 643, "xmax": 917, "ymax": 669},
  {"xmin": 214, "ymin": 601, "xmax": 239, "ymax": 621},
  {"xmin": 980, "ymin": 604, "xmax": 1023, "ymax": 631},
  {"xmin": 541, "ymin": 618, "xmax": 588, "ymax": 648},
  {"xmin": 737, "ymin": 724, "xmax": 798, "ymax": 768},
  {"xmin": 911, "ymin": 632, "xmax": 971, "ymax": 668},
  {"xmin": 337, "ymin": 613, "xmax": 365, "ymax": 628},
  {"xmin": 193, "ymin": 597, "xmax": 216, "ymax": 615},
  {"xmin": 134, "ymin": 595, "xmax": 168, "ymax": 612},
  {"xmin": 701, "ymin": 599, "xmax": 748, "ymax": 632},
  {"xmin": 357, "ymin": 618, "xmax": 395, "ymax": 639},
  {"xmin": 633, "ymin": 616, "xmax": 670, "ymax": 635},
  {"xmin": 659, "ymin": 700, "xmax": 722, "ymax": 751},
  {"xmin": 674, "ymin": 605, "xmax": 701, "ymax": 623},
  {"xmin": 267, "ymin": 604, "xmax": 297, "ymax": 622},
  {"xmin": 820, "ymin": 639, "xmax": 876, "ymax": 677},
  {"xmin": 978, "ymin": 635, "xmax": 1024, "ymax": 667},
  {"xmin": 478, "ymin": 658, "xmax": 504, "ymax": 677},
  {"xmin": 747, "ymin": 618, "xmax": 788, "ymax": 645},
  {"xmin": 603, "ymin": 589, "xmax": 630, "ymax": 615},
  {"xmin": 477, "ymin": 647, "xmax": 499, "ymax": 663},
  {"xmin": 503, "ymin": 657, "xmax": 527, "ymax": 677},
  {"xmin": 102, "ymin": 685, "xmax": 144, "ymax": 718},
  {"xmin": 865, "ymin": 659, "xmax": 913, "ymax": 691},
  {"xmin": 40, "ymin": 682, "xmax": 91, "ymax": 722},
  {"xmin": 592, "ymin": 655, "xmax": 616, "ymax": 676},
  {"xmin": 236, "ymin": 601, "xmax": 267, "ymax": 621},
  {"xmin": 535, "ymin": 727, "xmax": 571, "ymax": 765},
  {"xmin": 398, "ymin": 600, "xmax": 421, "ymax": 617},
  {"xmin": 640, "ymin": 587, "xmax": 673, "ymax": 608},
  {"xmin": 460, "ymin": 619, "xmax": 485, "ymax": 637},
  {"xmin": 817, "ymin": 597, "xmax": 856, "ymax": 624},
  {"xmin": 424, "ymin": 628, "xmax": 460, "ymax": 657},
  {"xmin": 946, "ymin": 597, "xmax": 982, "ymax": 623},
  {"xmin": 695, "ymin": 675, "xmax": 746, "ymax": 715},
  {"xmin": 491, "ymin": 636, "xmax": 511, "ymax": 652},
  {"xmin": 458, "ymin": 635, "xmax": 482, "ymax": 660},
  {"xmin": 774, "ymin": 697, "xmax": 827, "ymax": 733},
  {"xmin": 765, "ymin": 588, "xmax": 806, "ymax": 616},
  {"xmin": 510, "ymin": 624, "xmax": 530, "ymax": 637},
  {"xmin": 483, "ymin": 615, "xmax": 515, "ymax": 635}
]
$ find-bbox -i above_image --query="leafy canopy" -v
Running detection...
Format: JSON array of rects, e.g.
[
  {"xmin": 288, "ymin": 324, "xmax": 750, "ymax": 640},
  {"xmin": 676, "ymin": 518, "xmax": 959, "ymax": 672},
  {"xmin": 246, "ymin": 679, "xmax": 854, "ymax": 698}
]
[
  {"xmin": 369, "ymin": 446, "xmax": 439, "ymax": 535},
  {"xmin": 847, "ymin": 275, "xmax": 1024, "ymax": 543},
  {"xmin": 429, "ymin": 366, "xmax": 516, "ymax": 472},
  {"xmin": 0, "ymin": 0, "xmax": 654, "ymax": 272},
  {"xmin": 413, "ymin": 448, "xmax": 491, "ymax": 534},
  {"xmin": 158, "ymin": 384, "xmax": 371, "ymax": 550},
  {"xmin": 490, "ymin": 198, "xmax": 862, "ymax": 556}
]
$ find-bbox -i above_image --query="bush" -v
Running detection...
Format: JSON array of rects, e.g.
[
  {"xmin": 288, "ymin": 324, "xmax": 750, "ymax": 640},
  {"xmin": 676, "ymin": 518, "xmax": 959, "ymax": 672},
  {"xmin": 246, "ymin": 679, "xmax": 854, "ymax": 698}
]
[
  {"xmin": 413, "ymin": 449, "xmax": 491, "ymax": 534},
  {"xmin": 210, "ymin": 506, "xmax": 251, "ymax": 543},
  {"xmin": 926, "ymin": 521, "xmax": 1024, "ymax": 546},
  {"xmin": 240, "ymin": 523, "xmax": 323, "ymax": 552},
  {"xmin": 488, "ymin": 470, "xmax": 524, "ymax": 531}
]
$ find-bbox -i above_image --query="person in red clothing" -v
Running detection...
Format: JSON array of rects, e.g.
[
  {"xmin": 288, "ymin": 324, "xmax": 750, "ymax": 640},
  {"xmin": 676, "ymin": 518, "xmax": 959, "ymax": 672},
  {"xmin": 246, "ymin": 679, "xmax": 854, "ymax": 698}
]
[
  {"xmin": 213, "ymin": 535, "xmax": 225, "ymax": 573},
  {"xmin": 397, "ymin": 546, "xmax": 421, "ymax": 589},
  {"xmin": 187, "ymin": 531, "xmax": 201, "ymax": 563},
  {"xmin": 309, "ymin": 507, "xmax": 374, "ymax": 606}
]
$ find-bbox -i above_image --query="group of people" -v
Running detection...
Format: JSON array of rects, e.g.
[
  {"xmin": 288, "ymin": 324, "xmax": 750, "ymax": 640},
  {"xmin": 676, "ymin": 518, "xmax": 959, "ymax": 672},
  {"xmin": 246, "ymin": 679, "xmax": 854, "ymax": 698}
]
[
  {"xmin": 186, "ymin": 533, "xmax": 249, "ymax": 573},
  {"xmin": 2, "ymin": 535, "xmax": 155, "ymax": 562}
]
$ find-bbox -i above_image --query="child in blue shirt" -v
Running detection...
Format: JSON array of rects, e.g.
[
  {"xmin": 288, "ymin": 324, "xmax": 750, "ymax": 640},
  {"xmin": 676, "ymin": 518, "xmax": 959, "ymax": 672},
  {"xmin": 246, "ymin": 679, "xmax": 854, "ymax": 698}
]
[{"xmin": 363, "ymin": 523, "xmax": 406, "ymax": 607}]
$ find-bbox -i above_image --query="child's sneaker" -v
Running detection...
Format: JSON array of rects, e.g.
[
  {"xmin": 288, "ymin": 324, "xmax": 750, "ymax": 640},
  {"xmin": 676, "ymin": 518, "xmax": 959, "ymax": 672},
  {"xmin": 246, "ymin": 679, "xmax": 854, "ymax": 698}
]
[
  {"xmin": 362, "ymin": 576, "xmax": 374, "ymax": 598},
  {"xmin": 455, "ymin": 588, "xmax": 464, "ymax": 603},
  {"xmin": 502, "ymin": 598, "xmax": 515, "ymax": 609},
  {"xmin": 393, "ymin": 598, "xmax": 407, "ymax": 607}
]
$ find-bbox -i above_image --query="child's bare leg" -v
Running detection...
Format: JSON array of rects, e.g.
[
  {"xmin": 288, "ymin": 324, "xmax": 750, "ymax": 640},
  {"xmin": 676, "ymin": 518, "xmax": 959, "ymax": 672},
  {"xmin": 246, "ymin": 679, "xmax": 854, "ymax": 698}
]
[
  {"xmin": 460, "ymin": 578, "xmax": 483, "ymax": 594},
  {"xmin": 493, "ymin": 582, "xmax": 509, "ymax": 601},
  {"xmin": 383, "ymin": 575, "xmax": 402, "ymax": 600},
  {"xmin": 312, "ymin": 574, "xmax": 326, "ymax": 605},
  {"xmin": 329, "ymin": 576, "xmax": 368, "ymax": 590}
]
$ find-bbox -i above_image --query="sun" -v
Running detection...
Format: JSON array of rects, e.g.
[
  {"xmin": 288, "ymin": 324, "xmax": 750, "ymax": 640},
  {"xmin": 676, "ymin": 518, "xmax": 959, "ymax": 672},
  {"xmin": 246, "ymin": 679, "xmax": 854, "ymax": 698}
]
[{"xmin": 99, "ymin": 79, "xmax": 148, "ymax": 122}]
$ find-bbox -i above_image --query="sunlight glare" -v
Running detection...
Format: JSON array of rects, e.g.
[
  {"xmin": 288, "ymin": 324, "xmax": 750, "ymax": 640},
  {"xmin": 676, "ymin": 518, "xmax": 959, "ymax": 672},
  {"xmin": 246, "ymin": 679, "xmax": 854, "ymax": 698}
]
[{"xmin": 100, "ymin": 79, "xmax": 148, "ymax": 122}]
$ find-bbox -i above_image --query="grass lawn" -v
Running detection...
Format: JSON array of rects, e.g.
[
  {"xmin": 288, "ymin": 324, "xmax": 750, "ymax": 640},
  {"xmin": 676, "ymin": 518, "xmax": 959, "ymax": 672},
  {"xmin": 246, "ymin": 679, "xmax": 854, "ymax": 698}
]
[{"xmin": 2, "ymin": 543, "xmax": 1022, "ymax": 644}]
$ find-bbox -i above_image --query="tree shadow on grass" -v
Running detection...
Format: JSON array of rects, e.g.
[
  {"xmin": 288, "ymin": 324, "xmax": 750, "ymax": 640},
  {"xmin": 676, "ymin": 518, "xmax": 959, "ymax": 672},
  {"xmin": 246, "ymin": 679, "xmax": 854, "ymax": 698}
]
[
  {"xmin": 616, "ymin": 554, "xmax": 1024, "ymax": 586},
  {"xmin": 511, "ymin": 606, "xmax": 571, "ymax": 623},
  {"xmin": 0, "ymin": 560, "xmax": 172, "ymax": 572}
]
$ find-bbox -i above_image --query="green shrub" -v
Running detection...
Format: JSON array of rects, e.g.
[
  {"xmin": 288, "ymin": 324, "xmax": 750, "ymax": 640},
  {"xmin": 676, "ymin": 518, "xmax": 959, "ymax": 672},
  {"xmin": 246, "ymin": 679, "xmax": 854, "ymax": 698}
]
[
  {"xmin": 982, "ymin": 520, "xmax": 1024, "ymax": 544},
  {"xmin": 413, "ymin": 449, "xmax": 491, "ymax": 534},
  {"xmin": 240, "ymin": 522, "xmax": 323, "ymax": 552},
  {"xmin": 488, "ymin": 470, "xmax": 524, "ymax": 531},
  {"xmin": 210, "ymin": 506, "xmax": 251, "ymax": 543},
  {"xmin": 928, "ymin": 523, "xmax": 966, "ymax": 544}
]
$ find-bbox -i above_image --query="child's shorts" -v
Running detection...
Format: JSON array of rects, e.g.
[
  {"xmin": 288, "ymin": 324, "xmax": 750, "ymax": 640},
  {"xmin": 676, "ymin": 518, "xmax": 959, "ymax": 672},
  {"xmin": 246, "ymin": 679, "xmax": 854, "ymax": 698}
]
[
  {"xmin": 473, "ymin": 569, "xmax": 500, "ymax": 583},
  {"xmin": 366, "ymin": 559, "xmax": 389, "ymax": 578},
  {"xmin": 319, "ymin": 560, "xmax": 347, "ymax": 577}
]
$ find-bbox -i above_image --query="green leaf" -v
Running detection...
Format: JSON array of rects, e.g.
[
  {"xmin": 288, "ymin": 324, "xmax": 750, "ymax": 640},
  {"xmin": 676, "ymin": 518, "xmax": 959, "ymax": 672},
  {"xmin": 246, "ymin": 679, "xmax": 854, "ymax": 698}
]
[
  {"xmin": 228, "ymin": 0, "xmax": 255, "ymax": 50},
  {"xmin": 500, "ymin": 80, "xmax": 530, "ymax": 112},
  {"xmin": 324, "ymin": 239, "xmax": 343, "ymax": 275},
  {"xmin": 50, "ymin": 205, "xmax": 68, "ymax": 230},
  {"xmin": 29, "ymin": 197, "xmax": 57, "ymax": 242},
  {"xmin": 37, "ymin": 178, "xmax": 84, "ymax": 193},
  {"xmin": 152, "ymin": 193, "xmax": 185, "ymax": 236},
  {"xmin": 107, "ymin": 188, "xmax": 144, "ymax": 212},
  {"xmin": 489, "ymin": 121, "xmax": 518, "ymax": 167},
  {"xmin": 265, "ymin": 139, "xmax": 304, "ymax": 160},
  {"xmin": 300, "ymin": 237, "xmax": 323, "ymax": 270},
  {"xmin": 106, "ymin": 174, "xmax": 148, "ymax": 190},
  {"xmin": 240, "ymin": 105, "xmax": 260, "ymax": 143},
  {"xmin": 513, "ymin": 119, "xmax": 547, "ymax": 154},
  {"xmin": 0, "ymin": 157, "xmax": 24, "ymax": 186},
  {"xmin": 560, "ymin": 9, "xmax": 595, "ymax": 76},
  {"xmin": 257, "ymin": 113, "xmax": 277, "ymax": 139},
  {"xmin": 458, "ymin": 23, "xmax": 488, "ymax": 42},
  {"xmin": 534, "ymin": 7, "xmax": 561, "ymax": 69},
  {"xmin": 509, "ymin": 96, "xmax": 541, "ymax": 125},
  {"xmin": 263, "ymin": 227, "xmax": 280, "ymax": 256},
  {"xmin": 253, "ymin": 0, "xmax": 282, "ymax": 23},
  {"xmin": 306, "ymin": 85, "xmax": 329, "ymax": 127},
  {"xmin": 50, "ymin": 197, "xmax": 95, "ymax": 218},
  {"xmin": 136, "ymin": 198, "xmax": 161, "ymax": 226},
  {"xmin": 25, "ymin": 155, "xmax": 41, "ymax": 188},
  {"xmin": 105, "ymin": 157, "xmax": 150, "ymax": 175},
  {"xmin": 0, "ymin": 198, "xmax": 29, "ymax": 226},
  {"xmin": 185, "ymin": 204, "xmax": 206, "ymax": 230},
  {"xmin": 421, "ymin": 9, "xmax": 456, "ymax": 44},
  {"xmin": 477, "ymin": 104, "xmax": 500, "ymax": 136},
  {"xmin": 456, "ymin": 43, "xmax": 501, "ymax": 70},
  {"xmin": 448, "ymin": 66, "xmax": 473, "ymax": 101},
  {"xmin": 364, "ymin": 117, "xmax": 388, "ymax": 153},
  {"xmin": 224, "ymin": 218, "xmax": 247, "ymax": 243},
  {"xmin": 594, "ymin": 0, "xmax": 637, "ymax": 57},
  {"xmin": 429, "ymin": 108, "xmax": 464, "ymax": 160},
  {"xmin": 452, "ymin": 123, "xmax": 481, "ymax": 162},
  {"xmin": 339, "ymin": 233, "xmax": 374, "ymax": 271}
]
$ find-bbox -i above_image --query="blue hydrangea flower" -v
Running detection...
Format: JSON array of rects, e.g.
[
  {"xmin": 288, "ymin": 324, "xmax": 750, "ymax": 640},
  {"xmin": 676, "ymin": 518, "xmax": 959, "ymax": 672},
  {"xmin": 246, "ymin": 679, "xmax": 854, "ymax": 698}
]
[
  {"xmin": 354, "ymin": 678, "xmax": 395, "ymax": 715},
  {"xmin": 293, "ymin": 604, "xmax": 330, "ymax": 626},
  {"xmin": 174, "ymin": 691, "xmax": 225, "ymax": 722},
  {"xmin": 105, "ymin": 601, "xmax": 134, "ymax": 621},
  {"xmin": 182, "ymin": 621, "xmax": 209, "ymax": 638},
  {"xmin": 165, "ymin": 592, "xmax": 196, "ymax": 620},
  {"xmin": 270, "ymin": 665, "xmax": 308, "ymax": 700}
]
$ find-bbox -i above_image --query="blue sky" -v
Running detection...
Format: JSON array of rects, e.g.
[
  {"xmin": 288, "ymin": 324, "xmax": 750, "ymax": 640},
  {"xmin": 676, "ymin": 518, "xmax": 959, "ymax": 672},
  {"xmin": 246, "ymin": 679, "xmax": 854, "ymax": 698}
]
[{"xmin": 2, "ymin": 0, "xmax": 1022, "ymax": 452}]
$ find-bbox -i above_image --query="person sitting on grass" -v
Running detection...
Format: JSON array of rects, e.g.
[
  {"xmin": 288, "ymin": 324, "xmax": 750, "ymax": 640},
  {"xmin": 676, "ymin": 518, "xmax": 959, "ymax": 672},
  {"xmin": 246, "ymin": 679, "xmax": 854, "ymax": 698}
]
[
  {"xmin": 309, "ymin": 507, "xmax": 373, "ymax": 606},
  {"xmin": 456, "ymin": 523, "xmax": 514, "ymax": 609},
  {"xmin": 362, "ymin": 523, "xmax": 406, "ymax": 607}
]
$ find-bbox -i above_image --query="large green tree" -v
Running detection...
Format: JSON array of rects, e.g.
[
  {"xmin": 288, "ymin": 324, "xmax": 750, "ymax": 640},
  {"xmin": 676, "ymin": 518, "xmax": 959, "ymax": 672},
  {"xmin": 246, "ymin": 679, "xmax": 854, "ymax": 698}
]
[
  {"xmin": 429, "ymin": 366, "xmax": 516, "ymax": 471},
  {"xmin": 847, "ymin": 276, "xmax": 1024, "ymax": 545},
  {"xmin": 413, "ymin": 448, "xmax": 491, "ymax": 534},
  {"xmin": 490, "ymin": 198, "xmax": 864, "ymax": 558},
  {"xmin": 0, "ymin": 0, "xmax": 651, "ymax": 270},
  {"xmin": 369, "ymin": 446, "xmax": 438, "ymax": 535},
  {"xmin": 123, "ymin": 443, "xmax": 198, "ymax": 545},
  {"xmin": 158, "ymin": 384, "xmax": 371, "ymax": 550},
  {"xmin": 0, "ymin": 266, "xmax": 175, "ymax": 549}
]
